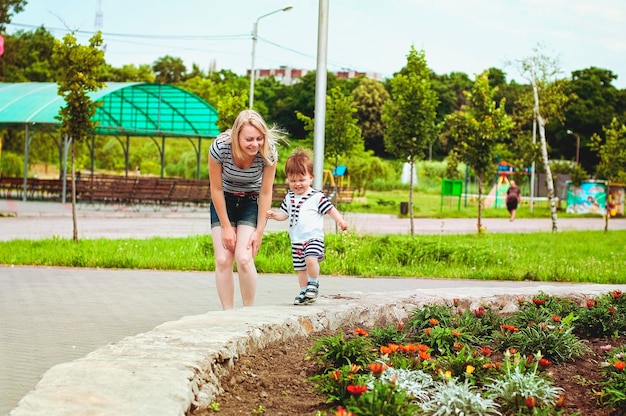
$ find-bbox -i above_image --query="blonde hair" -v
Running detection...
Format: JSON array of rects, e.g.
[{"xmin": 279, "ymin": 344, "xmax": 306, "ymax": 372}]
[{"xmin": 227, "ymin": 109, "xmax": 284, "ymax": 165}]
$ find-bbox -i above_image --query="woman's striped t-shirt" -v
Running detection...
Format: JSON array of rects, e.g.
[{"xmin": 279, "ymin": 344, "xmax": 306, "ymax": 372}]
[{"xmin": 209, "ymin": 135, "xmax": 273, "ymax": 194}]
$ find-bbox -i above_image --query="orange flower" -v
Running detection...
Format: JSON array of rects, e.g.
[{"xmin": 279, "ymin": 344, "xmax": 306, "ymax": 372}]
[
  {"xmin": 481, "ymin": 347, "xmax": 493, "ymax": 356},
  {"xmin": 614, "ymin": 361, "xmax": 626, "ymax": 371},
  {"xmin": 400, "ymin": 343, "xmax": 418, "ymax": 353},
  {"xmin": 508, "ymin": 348, "xmax": 518, "ymax": 354},
  {"xmin": 368, "ymin": 362, "xmax": 387, "ymax": 375},
  {"xmin": 451, "ymin": 330, "xmax": 462, "ymax": 337},
  {"xmin": 354, "ymin": 328, "xmax": 369, "ymax": 336},
  {"xmin": 556, "ymin": 395, "xmax": 566, "ymax": 408},
  {"xmin": 429, "ymin": 318, "xmax": 439, "ymax": 326},
  {"xmin": 349, "ymin": 364, "xmax": 361, "ymax": 374},
  {"xmin": 424, "ymin": 328, "xmax": 431, "ymax": 335},
  {"xmin": 417, "ymin": 344, "xmax": 430, "ymax": 352},
  {"xmin": 346, "ymin": 384, "xmax": 367, "ymax": 397},
  {"xmin": 419, "ymin": 350, "xmax": 431, "ymax": 360},
  {"xmin": 500, "ymin": 324, "xmax": 519, "ymax": 332},
  {"xmin": 380, "ymin": 345, "xmax": 392, "ymax": 355},
  {"xmin": 525, "ymin": 396, "xmax": 536, "ymax": 409},
  {"xmin": 335, "ymin": 406, "xmax": 356, "ymax": 416},
  {"xmin": 386, "ymin": 343, "xmax": 400, "ymax": 353},
  {"xmin": 329, "ymin": 369, "xmax": 342, "ymax": 381},
  {"xmin": 551, "ymin": 315, "xmax": 562, "ymax": 322}
]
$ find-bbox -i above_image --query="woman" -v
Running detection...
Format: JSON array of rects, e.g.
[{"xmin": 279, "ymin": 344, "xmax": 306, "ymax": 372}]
[
  {"xmin": 506, "ymin": 180, "xmax": 522, "ymax": 222},
  {"xmin": 209, "ymin": 110, "xmax": 283, "ymax": 310}
]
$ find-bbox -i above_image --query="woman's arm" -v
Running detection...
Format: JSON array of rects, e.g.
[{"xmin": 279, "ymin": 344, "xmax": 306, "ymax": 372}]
[
  {"xmin": 248, "ymin": 163, "xmax": 276, "ymax": 256},
  {"xmin": 209, "ymin": 156, "xmax": 236, "ymax": 249}
]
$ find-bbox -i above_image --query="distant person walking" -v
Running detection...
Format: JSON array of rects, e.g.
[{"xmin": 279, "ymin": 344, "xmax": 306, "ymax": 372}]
[
  {"xmin": 266, "ymin": 147, "xmax": 348, "ymax": 305},
  {"xmin": 506, "ymin": 180, "xmax": 522, "ymax": 221},
  {"xmin": 209, "ymin": 109, "xmax": 284, "ymax": 310}
]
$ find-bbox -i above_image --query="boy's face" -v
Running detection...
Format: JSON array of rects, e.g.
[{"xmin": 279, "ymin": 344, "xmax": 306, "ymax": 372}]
[{"xmin": 287, "ymin": 173, "xmax": 313, "ymax": 196}]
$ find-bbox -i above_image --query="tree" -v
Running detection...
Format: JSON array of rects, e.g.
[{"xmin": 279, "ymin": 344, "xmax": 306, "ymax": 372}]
[
  {"xmin": 152, "ymin": 55, "xmax": 187, "ymax": 84},
  {"xmin": 445, "ymin": 70, "xmax": 514, "ymax": 232},
  {"xmin": 53, "ymin": 31, "xmax": 105, "ymax": 241},
  {"xmin": 0, "ymin": 0, "xmax": 27, "ymax": 31},
  {"xmin": 0, "ymin": 26, "xmax": 57, "ymax": 82},
  {"xmin": 382, "ymin": 46, "xmax": 439, "ymax": 235},
  {"xmin": 297, "ymin": 86, "xmax": 363, "ymax": 185},
  {"xmin": 352, "ymin": 77, "xmax": 389, "ymax": 157},
  {"xmin": 590, "ymin": 118, "xmax": 626, "ymax": 231},
  {"xmin": 515, "ymin": 45, "xmax": 570, "ymax": 232}
]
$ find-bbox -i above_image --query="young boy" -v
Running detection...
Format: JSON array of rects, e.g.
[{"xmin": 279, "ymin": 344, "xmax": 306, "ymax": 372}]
[{"xmin": 266, "ymin": 148, "xmax": 348, "ymax": 305}]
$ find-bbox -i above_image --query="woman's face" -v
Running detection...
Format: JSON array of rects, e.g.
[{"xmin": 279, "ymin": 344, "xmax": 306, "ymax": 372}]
[{"xmin": 238, "ymin": 124, "xmax": 264, "ymax": 158}]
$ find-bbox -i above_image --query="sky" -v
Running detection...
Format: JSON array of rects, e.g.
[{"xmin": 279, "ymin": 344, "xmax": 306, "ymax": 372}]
[{"xmin": 7, "ymin": 0, "xmax": 626, "ymax": 88}]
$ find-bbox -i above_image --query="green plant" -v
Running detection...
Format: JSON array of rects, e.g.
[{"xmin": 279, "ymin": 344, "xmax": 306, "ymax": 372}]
[
  {"xmin": 435, "ymin": 345, "xmax": 495, "ymax": 384},
  {"xmin": 368, "ymin": 323, "xmax": 407, "ymax": 346},
  {"xmin": 486, "ymin": 351, "xmax": 563, "ymax": 414},
  {"xmin": 419, "ymin": 379, "xmax": 500, "ymax": 415},
  {"xmin": 419, "ymin": 325, "xmax": 477, "ymax": 356},
  {"xmin": 308, "ymin": 330, "xmax": 375, "ymax": 371},
  {"xmin": 575, "ymin": 292, "xmax": 625, "ymax": 338},
  {"xmin": 308, "ymin": 364, "xmax": 368, "ymax": 404},
  {"xmin": 343, "ymin": 379, "xmax": 419, "ymax": 416},
  {"xmin": 251, "ymin": 404, "xmax": 265, "ymax": 414},
  {"xmin": 406, "ymin": 303, "xmax": 453, "ymax": 334},
  {"xmin": 597, "ymin": 344, "xmax": 626, "ymax": 410},
  {"xmin": 511, "ymin": 321, "xmax": 589, "ymax": 363},
  {"xmin": 207, "ymin": 401, "xmax": 220, "ymax": 411}
]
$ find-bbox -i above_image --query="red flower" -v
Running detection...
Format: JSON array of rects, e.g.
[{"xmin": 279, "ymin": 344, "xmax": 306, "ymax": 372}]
[
  {"xmin": 346, "ymin": 384, "xmax": 367, "ymax": 396},
  {"xmin": 481, "ymin": 347, "xmax": 493, "ymax": 356},
  {"xmin": 453, "ymin": 298, "xmax": 460, "ymax": 307},
  {"xmin": 525, "ymin": 396, "xmax": 536, "ymax": 409},
  {"xmin": 354, "ymin": 328, "xmax": 369, "ymax": 336},
  {"xmin": 614, "ymin": 361, "xmax": 626, "ymax": 371},
  {"xmin": 500, "ymin": 324, "xmax": 519, "ymax": 332},
  {"xmin": 397, "ymin": 321, "xmax": 405, "ymax": 330},
  {"xmin": 538, "ymin": 358, "xmax": 552, "ymax": 368},
  {"xmin": 612, "ymin": 290, "xmax": 623, "ymax": 298},
  {"xmin": 551, "ymin": 315, "xmax": 562, "ymax": 322},
  {"xmin": 608, "ymin": 307, "xmax": 616, "ymax": 314},
  {"xmin": 329, "ymin": 369, "xmax": 342, "ymax": 381},
  {"xmin": 586, "ymin": 299, "xmax": 596, "ymax": 308},
  {"xmin": 532, "ymin": 298, "xmax": 546, "ymax": 305},
  {"xmin": 475, "ymin": 306, "xmax": 485, "ymax": 317}
]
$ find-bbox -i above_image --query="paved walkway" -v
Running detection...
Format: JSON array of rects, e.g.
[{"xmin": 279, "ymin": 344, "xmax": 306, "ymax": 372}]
[{"xmin": 1, "ymin": 200, "xmax": 625, "ymax": 414}]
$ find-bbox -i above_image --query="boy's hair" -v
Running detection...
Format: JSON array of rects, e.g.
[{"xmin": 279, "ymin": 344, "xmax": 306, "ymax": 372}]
[{"xmin": 285, "ymin": 147, "xmax": 314, "ymax": 177}]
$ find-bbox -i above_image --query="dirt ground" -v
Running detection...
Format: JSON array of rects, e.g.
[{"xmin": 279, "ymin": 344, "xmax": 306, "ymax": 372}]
[{"xmin": 189, "ymin": 334, "xmax": 625, "ymax": 416}]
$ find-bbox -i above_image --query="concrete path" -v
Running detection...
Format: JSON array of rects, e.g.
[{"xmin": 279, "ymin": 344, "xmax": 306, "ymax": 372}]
[{"xmin": 0, "ymin": 199, "xmax": 624, "ymax": 414}]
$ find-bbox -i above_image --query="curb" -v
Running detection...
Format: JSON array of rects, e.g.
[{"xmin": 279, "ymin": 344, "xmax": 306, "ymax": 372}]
[{"xmin": 9, "ymin": 284, "xmax": 615, "ymax": 416}]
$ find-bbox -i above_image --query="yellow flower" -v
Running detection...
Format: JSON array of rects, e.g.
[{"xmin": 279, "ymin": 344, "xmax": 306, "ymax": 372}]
[{"xmin": 466, "ymin": 364, "xmax": 475, "ymax": 374}]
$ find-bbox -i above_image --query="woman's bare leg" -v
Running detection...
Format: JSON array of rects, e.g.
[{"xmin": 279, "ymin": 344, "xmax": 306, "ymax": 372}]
[
  {"xmin": 234, "ymin": 225, "xmax": 258, "ymax": 307},
  {"xmin": 212, "ymin": 227, "xmax": 236, "ymax": 310}
]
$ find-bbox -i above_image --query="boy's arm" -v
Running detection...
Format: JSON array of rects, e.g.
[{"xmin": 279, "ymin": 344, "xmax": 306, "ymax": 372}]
[
  {"xmin": 266, "ymin": 209, "xmax": 289, "ymax": 221},
  {"xmin": 326, "ymin": 207, "xmax": 348, "ymax": 231}
]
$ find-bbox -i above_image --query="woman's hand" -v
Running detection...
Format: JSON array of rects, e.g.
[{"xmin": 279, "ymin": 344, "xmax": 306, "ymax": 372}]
[
  {"xmin": 248, "ymin": 230, "xmax": 262, "ymax": 257},
  {"xmin": 221, "ymin": 225, "xmax": 237, "ymax": 252}
]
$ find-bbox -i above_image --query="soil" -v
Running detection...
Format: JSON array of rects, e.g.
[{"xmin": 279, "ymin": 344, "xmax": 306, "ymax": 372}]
[{"xmin": 189, "ymin": 333, "xmax": 625, "ymax": 416}]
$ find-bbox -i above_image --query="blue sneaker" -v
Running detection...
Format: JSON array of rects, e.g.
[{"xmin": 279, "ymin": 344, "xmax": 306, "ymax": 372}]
[
  {"xmin": 294, "ymin": 290, "xmax": 315, "ymax": 305},
  {"xmin": 305, "ymin": 281, "xmax": 319, "ymax": 299}
]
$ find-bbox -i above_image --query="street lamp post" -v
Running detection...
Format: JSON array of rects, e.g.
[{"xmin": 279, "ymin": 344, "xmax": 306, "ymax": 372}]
[
  {"xmin": 566, "ymin": 129, "xmax": 580, "ymax": 165},
  {"xmin": 249, "ymin": 6, "xmax": 293, "ymax": 109}
]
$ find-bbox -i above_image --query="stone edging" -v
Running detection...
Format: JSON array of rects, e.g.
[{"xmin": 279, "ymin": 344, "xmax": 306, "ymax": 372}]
[{"xmin": 10, "ymin": 285, "xmax": 616, "ymax": 415}]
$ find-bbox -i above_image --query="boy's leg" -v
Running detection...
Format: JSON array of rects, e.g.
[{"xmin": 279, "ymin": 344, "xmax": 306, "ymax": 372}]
[
  {"xmin": 292, "ymin": 242, "xmax": 315, "ymax": 305},
  {"xmin": 303, "ymin": 240, "xmax": 325, "ymax": 299}
]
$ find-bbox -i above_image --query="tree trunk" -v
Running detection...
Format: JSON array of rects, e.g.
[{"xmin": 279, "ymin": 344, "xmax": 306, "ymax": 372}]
[
  {"xmin": 409, "ymin": 160, "xmax": 415, "ymax": 236},
  {"xmin": 536, "ymin": 114, "xmax": 558, "ymax": 232},
  {"xmin": 71, "ymin": 140, "xmax": 78, "ymax": 242},
  {"xmin": 530, "ymin": 72, "xmax": 558, "ymax": 232}
]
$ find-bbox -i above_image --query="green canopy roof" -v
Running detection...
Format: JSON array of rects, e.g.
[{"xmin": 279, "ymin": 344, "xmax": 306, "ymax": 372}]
[{"xmin": 0, "ymin": 82, "xmax": 220, "ymax": 137}]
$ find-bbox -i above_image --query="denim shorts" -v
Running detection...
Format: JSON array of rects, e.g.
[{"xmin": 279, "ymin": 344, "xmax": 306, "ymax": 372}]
[{"xmin": 210, "ymin": 192, "xmax": 259, "ymax": 228}]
